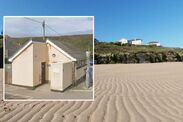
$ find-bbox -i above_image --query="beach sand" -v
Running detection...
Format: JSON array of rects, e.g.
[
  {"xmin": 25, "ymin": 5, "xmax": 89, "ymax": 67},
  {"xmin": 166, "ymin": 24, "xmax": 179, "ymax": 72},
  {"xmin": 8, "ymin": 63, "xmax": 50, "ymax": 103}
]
[{"xmin": 1, "ymin": 62, "xmax": 183, "ymax": 122}]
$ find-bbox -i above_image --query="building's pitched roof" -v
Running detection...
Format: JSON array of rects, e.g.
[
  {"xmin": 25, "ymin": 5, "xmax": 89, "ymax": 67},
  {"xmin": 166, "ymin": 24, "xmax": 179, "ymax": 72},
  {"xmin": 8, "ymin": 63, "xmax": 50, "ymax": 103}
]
[
  {"xmin": 5, "ymin": 37, "xmax": 26, "ymax": 58},
  {"xmin": 129, "ymin": 39, "xmax": 142, "ymax": 41},
  {"xmin": 47, "ymin": 39, "xmax": 86, "ymax": 60},
  {"xmin": 128, "ymin": 39, "xmax": 143, "ymax": 43},
  {"xmin": 5, "ymin": 37, "xmax": 45, "ymax": 58},
  {"xmin": 6, "ymin": 34, "xmax": 92, "ymax": 59},
  {"xmin": 149, "ymin": 41, "xmax": 159, "ymax": 43},
  {"xmin": 8, "ymin": 40, "xmax": 45, "ymax": 62},
  {"xmin": 118, "ymin": 38, "xmax": 128, "ymax": 42},
  {"xmin": 8, "ymin": 38, "xmax": 86, "ymax": 62}
]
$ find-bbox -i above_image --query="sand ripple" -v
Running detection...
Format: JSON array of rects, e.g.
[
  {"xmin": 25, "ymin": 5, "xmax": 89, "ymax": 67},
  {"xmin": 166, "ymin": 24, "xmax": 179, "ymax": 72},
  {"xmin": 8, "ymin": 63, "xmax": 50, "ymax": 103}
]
[{"xmin": 1, "ymin": 62, "xmax": 183, "ymax": 122}]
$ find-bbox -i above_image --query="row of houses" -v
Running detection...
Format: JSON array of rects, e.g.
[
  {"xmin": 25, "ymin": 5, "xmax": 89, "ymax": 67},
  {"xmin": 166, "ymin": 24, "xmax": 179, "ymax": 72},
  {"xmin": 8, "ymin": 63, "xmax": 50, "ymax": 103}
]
[{"xmin": 118, "ymin": 38, "xmax": 161, "ymax": 46}]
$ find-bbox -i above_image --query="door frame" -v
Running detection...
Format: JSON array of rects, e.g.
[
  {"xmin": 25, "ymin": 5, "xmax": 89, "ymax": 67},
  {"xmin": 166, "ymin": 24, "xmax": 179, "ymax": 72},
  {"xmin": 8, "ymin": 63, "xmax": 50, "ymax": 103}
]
[{"xmin": 41, "ymin": 62, "xmax": 46, "ymax": 84}]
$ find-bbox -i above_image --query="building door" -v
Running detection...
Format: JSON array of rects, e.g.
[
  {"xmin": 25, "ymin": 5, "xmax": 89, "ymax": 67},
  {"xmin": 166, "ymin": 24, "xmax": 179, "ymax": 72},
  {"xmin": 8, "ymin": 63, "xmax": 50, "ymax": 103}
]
[
  {"xmin": 41, "ymin": 62, "xmax": 46, "ymax": 83},
  {"xmin": 51, "ymin": 63, "xmax": 62, "ymax": 90}
]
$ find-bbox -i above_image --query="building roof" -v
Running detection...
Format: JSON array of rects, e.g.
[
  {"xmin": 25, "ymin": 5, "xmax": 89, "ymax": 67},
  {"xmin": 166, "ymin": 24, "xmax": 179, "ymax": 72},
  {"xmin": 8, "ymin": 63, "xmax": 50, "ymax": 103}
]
[
  {"xmin": 8, "ymin": 39, "xmax": 86, "ymax": 62},
  {"xmin": 118, "ymin": 38, "xmax": 127, "ymax": 42},
  {"xmin": 5, "ymin": 37, "xmax": 46, "ymax": 58},
  {"xmin": 149, "ymin": 41, "xmax": 160, "ymax": 43},
  {"xmin": 128, "ymin": 39, "xmax": 143, "ymax": 42},
  {"xmin": 8, "ymin": 40, "xmax": 46, "ymax": 62},
  {"xmin": 47, "ymin": 39, "xmax": 86, "ymax": 60}
]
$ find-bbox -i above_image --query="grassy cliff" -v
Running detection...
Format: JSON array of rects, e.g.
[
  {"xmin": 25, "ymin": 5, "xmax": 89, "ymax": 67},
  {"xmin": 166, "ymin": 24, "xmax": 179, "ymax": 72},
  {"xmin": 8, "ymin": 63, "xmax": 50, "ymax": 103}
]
[{"xmin": 95, "ymin": 42, "xmax": 183, "ymax": 64}]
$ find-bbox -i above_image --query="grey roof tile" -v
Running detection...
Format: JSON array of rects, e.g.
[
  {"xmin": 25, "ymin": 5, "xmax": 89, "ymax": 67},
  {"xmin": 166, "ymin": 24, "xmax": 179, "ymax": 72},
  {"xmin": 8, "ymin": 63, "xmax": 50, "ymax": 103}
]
[
  {"xmin": 49, "ymin": 40, "xmax": 86, "ymax": 60},
  {"xmin": 7, "ymin": 39, "xmax": 86, "ymax": 60}
]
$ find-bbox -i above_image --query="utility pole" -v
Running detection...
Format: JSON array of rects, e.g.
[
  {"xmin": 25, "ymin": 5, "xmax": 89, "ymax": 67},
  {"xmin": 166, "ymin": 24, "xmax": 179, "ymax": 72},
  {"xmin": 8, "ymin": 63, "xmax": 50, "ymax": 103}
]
[
  {"xmin": 42, "ymin": 20, "xmax": 45, "ymax": 41},
  {"xmin": 86, "ymin": 51, "xmax": 92, "ymax": 88}
]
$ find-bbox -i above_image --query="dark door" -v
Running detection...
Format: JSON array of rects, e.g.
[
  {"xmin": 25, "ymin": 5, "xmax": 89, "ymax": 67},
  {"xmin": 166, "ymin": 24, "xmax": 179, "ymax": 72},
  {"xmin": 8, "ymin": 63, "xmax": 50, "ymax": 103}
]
[{"xmin": 41, "ymin": 62, "xmax": 46, "ymax": 83}]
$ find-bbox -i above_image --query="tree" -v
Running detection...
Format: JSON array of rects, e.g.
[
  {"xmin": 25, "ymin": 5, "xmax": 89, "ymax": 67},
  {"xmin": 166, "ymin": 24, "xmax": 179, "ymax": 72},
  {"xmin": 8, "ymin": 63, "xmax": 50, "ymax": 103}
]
[
  {"xmin": 94, "ymin": 38, "xmax": 99, "ymax": 43},
  {"xmin": 0, "ymin": 30, "xmax": 2, "ymax": 39}
]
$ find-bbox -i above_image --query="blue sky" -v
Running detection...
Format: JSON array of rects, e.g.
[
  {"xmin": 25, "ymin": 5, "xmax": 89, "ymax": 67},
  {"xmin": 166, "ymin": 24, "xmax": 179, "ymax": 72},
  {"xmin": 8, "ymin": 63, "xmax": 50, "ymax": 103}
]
[{"xmin": 0, "ymin": 0, "xmax": 183, "ymax": 47}]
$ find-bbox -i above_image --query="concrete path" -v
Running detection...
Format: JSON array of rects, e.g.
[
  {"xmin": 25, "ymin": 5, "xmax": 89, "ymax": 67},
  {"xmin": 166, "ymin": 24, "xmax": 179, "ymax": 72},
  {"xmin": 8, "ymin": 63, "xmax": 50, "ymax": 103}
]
[{"xmin": 5, "ymin": 81, "xmax": 93, "ymax": 100}]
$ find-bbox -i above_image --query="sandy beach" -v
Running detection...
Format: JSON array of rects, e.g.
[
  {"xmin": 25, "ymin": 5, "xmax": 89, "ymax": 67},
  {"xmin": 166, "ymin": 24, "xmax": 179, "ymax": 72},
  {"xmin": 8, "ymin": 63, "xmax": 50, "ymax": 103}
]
[{"xmin": 1, "ymin": 62, "xmax": 183, "ymax": 122}]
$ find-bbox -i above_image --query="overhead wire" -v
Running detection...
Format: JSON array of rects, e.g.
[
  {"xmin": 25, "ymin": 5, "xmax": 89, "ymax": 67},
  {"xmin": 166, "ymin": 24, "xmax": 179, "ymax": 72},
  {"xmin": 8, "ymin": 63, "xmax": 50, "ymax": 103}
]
[
  {"xmin": 24, "ymin": 17, "xmax": 62, "ymax": 37},
  {"xmin": 24, "ymin": 17, "xmax": 43, "ymax": 24},
  {"xmin": 45, "ymin": 24, "xmax": 62, "ymax": 36},
  {"xmin": 23, "ymin": 17, "xmax": 43, "ymax": 37}
]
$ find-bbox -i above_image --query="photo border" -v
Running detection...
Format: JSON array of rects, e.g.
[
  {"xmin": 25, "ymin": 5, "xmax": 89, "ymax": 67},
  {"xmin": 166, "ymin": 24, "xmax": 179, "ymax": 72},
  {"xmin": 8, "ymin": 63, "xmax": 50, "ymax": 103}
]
[{"xmin": 3, "ymin": 16, "xmax": 95, "ymax": 102}]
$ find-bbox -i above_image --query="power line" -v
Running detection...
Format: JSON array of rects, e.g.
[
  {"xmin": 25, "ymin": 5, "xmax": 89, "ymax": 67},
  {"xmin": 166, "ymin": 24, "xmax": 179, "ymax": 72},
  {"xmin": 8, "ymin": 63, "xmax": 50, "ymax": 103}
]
[
  {"xmin": 24, "ymin": 17, "xmax": 46, "ymax": 40},
  {"xmin": 24, "ymin": 17, "xmax": 42, "ymax": 24},
  {"xmin": 24, "ymin": 17, "xmax": 62, "ymax": 37},
  {"xmin": 45, "ymin": 24, "xmax": 62, "ymax": 36}
]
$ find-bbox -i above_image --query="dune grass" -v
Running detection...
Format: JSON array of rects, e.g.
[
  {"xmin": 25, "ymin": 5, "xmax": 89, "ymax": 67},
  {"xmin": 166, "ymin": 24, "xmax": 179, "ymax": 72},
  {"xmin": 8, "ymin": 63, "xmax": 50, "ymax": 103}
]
[{"xmin": 95, "ymin": 42, "xmax": 183, "ymax": 56}]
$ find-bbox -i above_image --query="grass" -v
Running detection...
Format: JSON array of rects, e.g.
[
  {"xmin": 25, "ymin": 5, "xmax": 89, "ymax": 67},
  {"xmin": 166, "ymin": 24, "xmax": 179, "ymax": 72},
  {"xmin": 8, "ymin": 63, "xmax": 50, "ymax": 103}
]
[
  {"xmin": 0, "ymin": 35, "xmax": 3, "ymax": 48},
  {"xmin": 0, "ymin": 39, "xmax": 3, "ymax": 48},
  {"xmin": 48, "ymin": 34, "xmax": 93, "ymax": 52},
  {"xmin": 95, "ymin": 42, "xmax": 183, "ymax": 56},
  {"xmin": 6, "ymin": 34, "xmax": 93, "ymax": 52}
]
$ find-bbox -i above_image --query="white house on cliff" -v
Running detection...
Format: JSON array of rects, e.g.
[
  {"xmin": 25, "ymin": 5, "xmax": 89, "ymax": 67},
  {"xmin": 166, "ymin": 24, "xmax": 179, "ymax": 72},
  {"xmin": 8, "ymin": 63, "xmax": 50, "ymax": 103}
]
[
  {"xmin": 148, "ymin": 41, "xmax": 161, "ymax": 46},
  {"xmin": 118, "ymin": 38, "xmax": 143, "ymax": 45},
  {"xmin": 118, "ymin": 38, "xmax": 161, "ymax": 46},
  {"xmin": 129, "ymin": 39, "xmax": 143, "ymax": 45},
  {"xmin": 118, "ymin": 38, "xmax": 128, "ymax": 44}
]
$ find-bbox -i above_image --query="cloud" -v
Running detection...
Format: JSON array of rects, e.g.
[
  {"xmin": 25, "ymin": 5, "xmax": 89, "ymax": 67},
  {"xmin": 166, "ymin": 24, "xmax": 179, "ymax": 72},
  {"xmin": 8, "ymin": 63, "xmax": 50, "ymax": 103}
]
[{"xmin": 4, "ymin": 16, "xmax": 93, "ymax": 37}]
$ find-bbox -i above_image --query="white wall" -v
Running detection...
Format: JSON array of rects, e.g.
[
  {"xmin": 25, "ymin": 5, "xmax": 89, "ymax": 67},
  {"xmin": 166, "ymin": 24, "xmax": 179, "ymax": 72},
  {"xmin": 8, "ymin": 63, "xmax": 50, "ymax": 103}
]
[
  {"xmin": 50, "ymin": 63, "xmax": 62, "ymax": 90},
  {"xmin": 50, "ymin": 62, "xmax": 72, "ymax": 91},
  {"xmin": 47, "ymin": 43, "xmax": 72, "ymax": 63},
  {"xmin": 62, "ymin": 62, "xmax": 73, "ymax": 90},
  {"xmin": 149, "ymin": 43, "xmax": 161, "ymax": 46},
  {"xmin": 156, "ymin": 43, "xmax": 160, "ymax": 46},
  {"xmin": 47, "ymin": 43, "xmax": 72, "ymax": 82},
  {"xmin": 119, "ymin": 38, "xmax": 128, "ymax": 44},
  {"xmin": 47, "ymin": 43, "xmax": 86, "ymax": 86},
  {"xmin": 12, "ymin": 44, "xmax": 34, "ymax": 87},
  {"xmin": 131, "ymin": 40, "xmax": 142, "ymax": 45}
]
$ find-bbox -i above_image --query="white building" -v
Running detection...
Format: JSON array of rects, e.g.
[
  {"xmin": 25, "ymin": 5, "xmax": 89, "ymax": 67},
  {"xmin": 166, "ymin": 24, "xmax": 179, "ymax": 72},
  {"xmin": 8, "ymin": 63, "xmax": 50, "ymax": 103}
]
[
  {"xmin": 8, "ymin": 39, "xmax": 87, "ymax": 91},
  {"xmin": 118, "ymin": 38, "xmax": 128, "ymax": 44},
  {"xmin": 148, "ymin": 41, "xmax": 161, "ymax": 46},
  {"xmin": 129, "ymin": 39, "xmax": 143, "ymax": 45}
]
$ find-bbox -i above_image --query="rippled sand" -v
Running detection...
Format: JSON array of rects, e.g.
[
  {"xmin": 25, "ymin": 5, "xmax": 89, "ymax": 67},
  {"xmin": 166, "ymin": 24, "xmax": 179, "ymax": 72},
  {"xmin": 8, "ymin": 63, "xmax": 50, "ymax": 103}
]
[{"xmin": 1, "ymin": 62, "xmax": 183, "ymax": 122}]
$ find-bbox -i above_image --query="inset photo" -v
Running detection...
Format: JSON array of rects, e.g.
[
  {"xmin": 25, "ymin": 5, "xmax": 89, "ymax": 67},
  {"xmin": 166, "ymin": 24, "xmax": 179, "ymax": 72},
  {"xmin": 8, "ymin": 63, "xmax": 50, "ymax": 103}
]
[{"xmin": 4, "ymin": 16, "xmax": 94, "ymax": 101}]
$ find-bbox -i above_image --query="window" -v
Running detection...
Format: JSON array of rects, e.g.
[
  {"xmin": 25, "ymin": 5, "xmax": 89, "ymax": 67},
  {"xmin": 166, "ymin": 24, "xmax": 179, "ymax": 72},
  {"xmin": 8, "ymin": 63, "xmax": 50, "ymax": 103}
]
[{"xmin": 52, "ymin": 54, "xmax": 56, "ymax": 57}]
